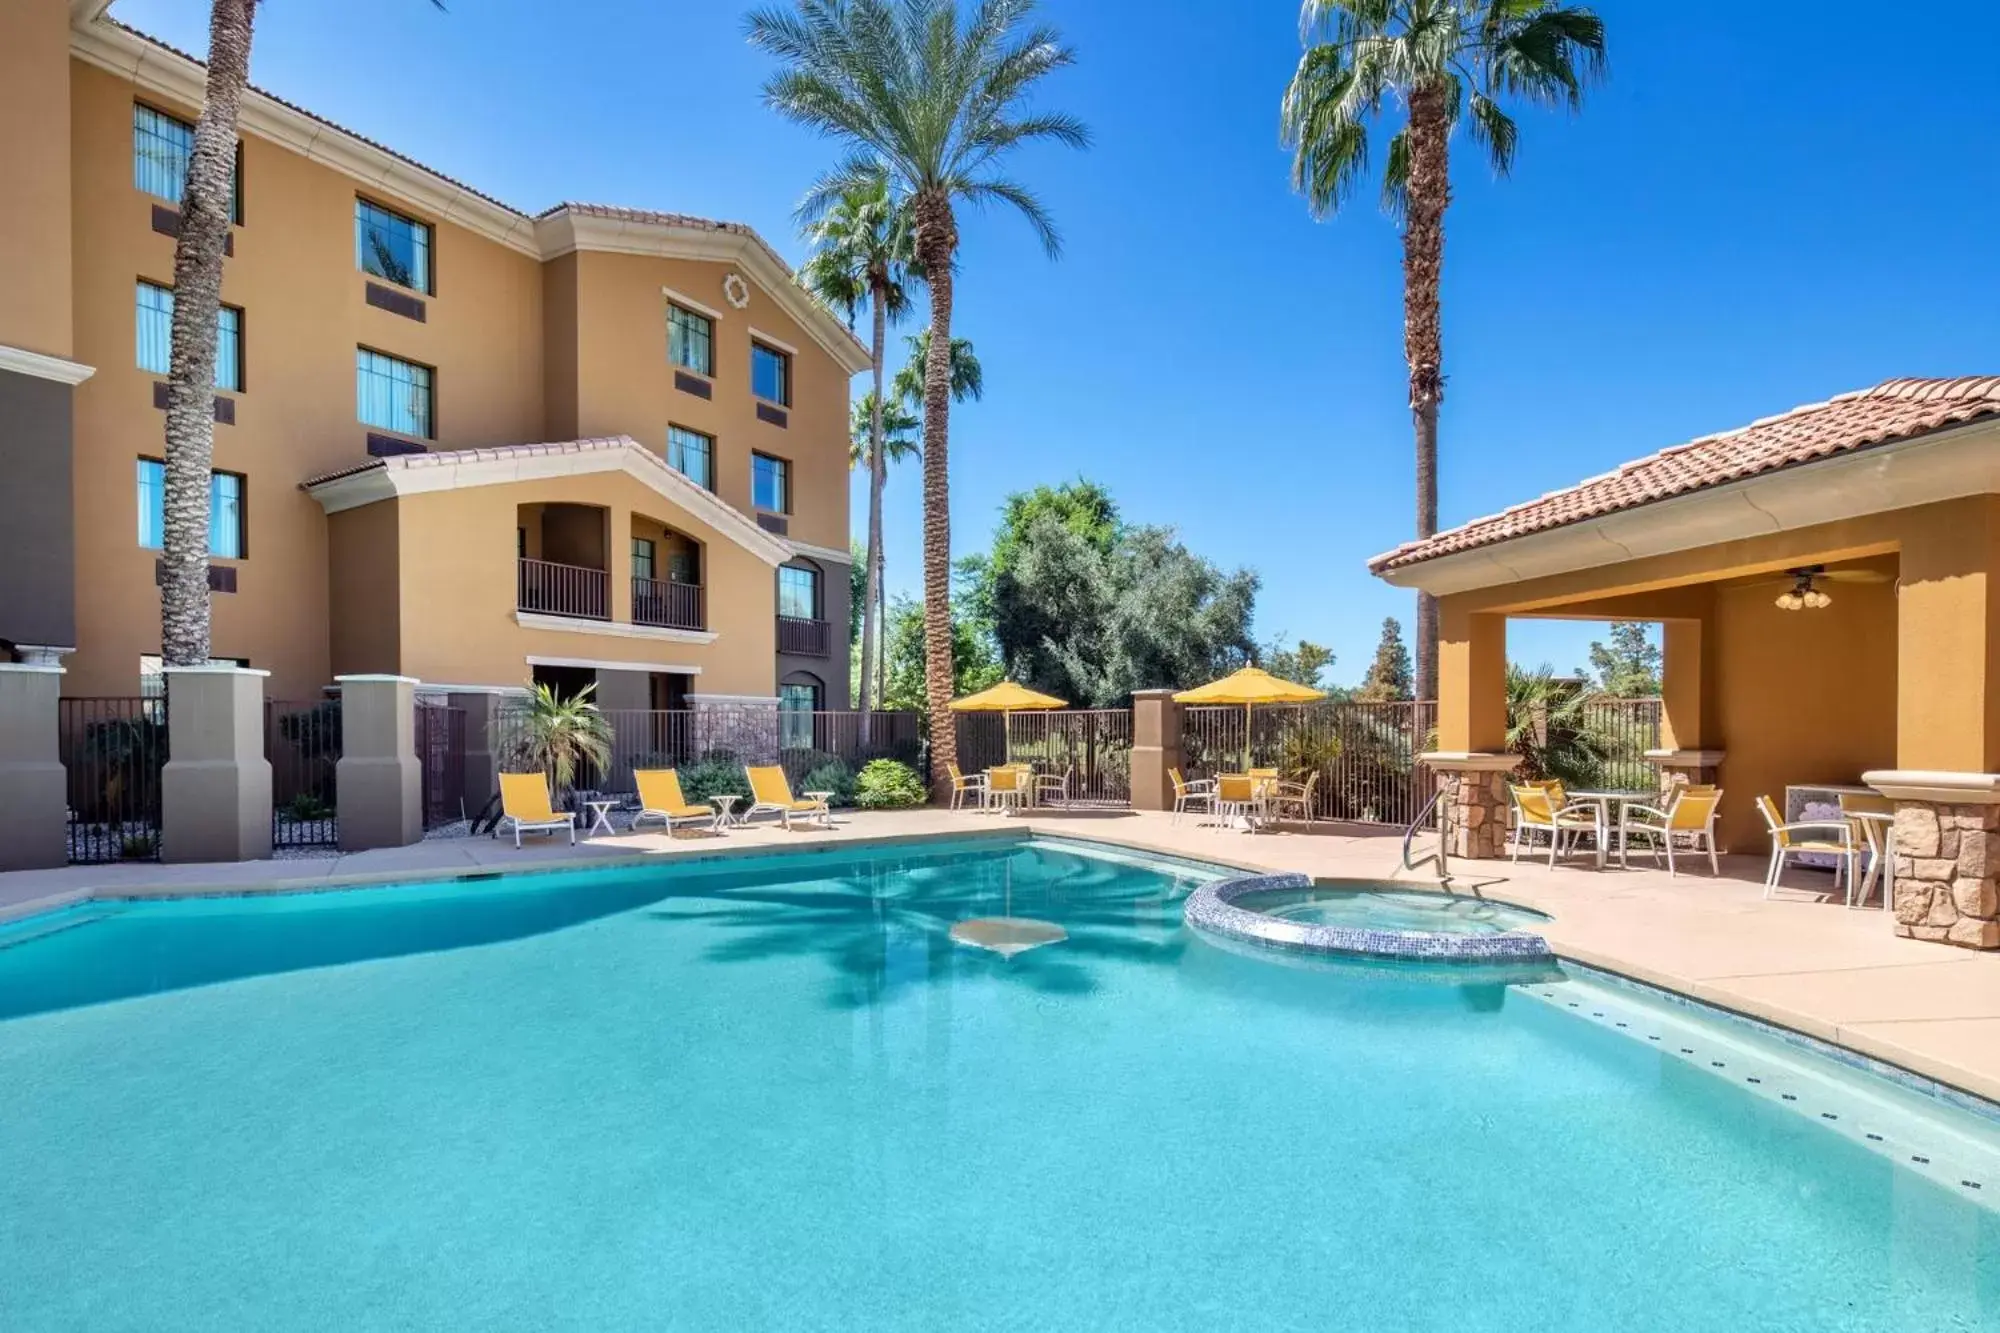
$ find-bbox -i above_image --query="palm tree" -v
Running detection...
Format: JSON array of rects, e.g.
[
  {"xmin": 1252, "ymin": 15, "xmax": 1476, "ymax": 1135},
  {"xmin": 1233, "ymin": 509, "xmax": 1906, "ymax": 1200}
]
[
  {"xmin": 748, "ymin": 0, "xmax": 1088, "ymax": 790},
  {"xmin": 503, "ymin": 684, "xmax": 614, "ymax": 800},
  {"xmin": 890, "ymin": 328, "xmax": 984, "ymax": 411},
  {"xmin": 848, "ymin": 388, "xmax": 922, "ymax": 708},
  {"xmin": 798, "ymin": 178, "xmax": 913, "ymax": 738},
  {"xmin": 1281, "ymin": 1, "xmax": 1606, "ymax": 703},
  {"xmin": 159, "ymin": 0, "xmax": 261, "ymax": 667}
]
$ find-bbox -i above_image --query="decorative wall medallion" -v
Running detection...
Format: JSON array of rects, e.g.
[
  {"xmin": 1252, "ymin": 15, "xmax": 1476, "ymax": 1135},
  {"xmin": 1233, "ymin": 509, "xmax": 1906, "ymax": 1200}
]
[{"xmin": 722, "ymin": 272, "xmax": 750, "ymax": 309}]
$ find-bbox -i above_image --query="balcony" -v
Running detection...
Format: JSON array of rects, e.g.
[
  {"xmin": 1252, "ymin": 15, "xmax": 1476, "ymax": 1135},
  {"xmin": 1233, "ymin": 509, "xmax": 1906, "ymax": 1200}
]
[
  {"xmin": 518, "ymin": 558, "xmax": 608, "ymax": 620},
  {"xmin": 777, "ymin": 615, "xmax": 831, "ymax": 657},
  {"xmin": 634, "ymin": 576, "xmax": 705, "ymax": 631}
]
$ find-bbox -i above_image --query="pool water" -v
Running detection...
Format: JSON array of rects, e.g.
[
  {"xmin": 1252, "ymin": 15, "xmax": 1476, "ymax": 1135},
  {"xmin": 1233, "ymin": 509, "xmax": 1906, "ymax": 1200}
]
[
  {"xmin": 1231, "ymin": 883, "xmax": 1549, "ymax": 935},
  {"xmin": 0, "ymin": 837, "xmax": 1994, "ymax": 1330}
]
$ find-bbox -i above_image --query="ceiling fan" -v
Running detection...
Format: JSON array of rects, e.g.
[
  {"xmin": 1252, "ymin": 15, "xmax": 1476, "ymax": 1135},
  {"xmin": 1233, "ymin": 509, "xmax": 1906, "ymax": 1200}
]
[{"xmin": 1749, "ymin": 564, "xmax": 1892, "ymax": 611}]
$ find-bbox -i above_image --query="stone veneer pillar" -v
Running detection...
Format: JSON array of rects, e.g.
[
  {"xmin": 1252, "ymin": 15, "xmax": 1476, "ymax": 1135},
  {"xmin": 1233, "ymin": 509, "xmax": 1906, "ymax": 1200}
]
[
  {"xmin": 1419, "ymin": 753, "xmax": 1522, "ymax": 859},
  {"xmin": 1129, "ymin": 689, "xmax": 1182, "ymax": 812},
  {"xmin": 1645, "ymin": 748, "xmax": 1725, "ymax": 799},
  {"xmin": 689, "ymin": 693, "xmax": 779, "ymax": 763},
  {"xmin": 162, "ymin": 665, "xmax": 272, "ymax": 864},
  {"xmin": 0, "ymin": 663, "xmax": 69, "ymax": 871},
  {"xmin": 1862, "ymin": 770, "xmax": 2000, "ymax": 950},
  {"xmin": 336, "ymin": 674, "xmax": 421, "ymax": 851}
]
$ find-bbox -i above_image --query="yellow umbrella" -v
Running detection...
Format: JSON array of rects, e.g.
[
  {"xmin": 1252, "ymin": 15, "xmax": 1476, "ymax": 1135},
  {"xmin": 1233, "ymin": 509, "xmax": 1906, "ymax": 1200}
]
[
  {"xmin": 950, "ymin": 681, "xmax": 1068, "ymax": 766},
  {"xmin": 1174, "ymin": 666, "xmax": 1326, "ymax": 771}
]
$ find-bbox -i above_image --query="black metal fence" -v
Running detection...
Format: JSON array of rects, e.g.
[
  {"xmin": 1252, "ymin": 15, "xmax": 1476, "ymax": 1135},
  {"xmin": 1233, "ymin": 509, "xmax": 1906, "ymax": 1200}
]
[
  {"xmin": 954, "ymin": 710, "xmax": 1134, "ymax": 805},
  {"xmin": 416, "ymin": 703, "xmax": 467, "ymax": 828},
  {"xmin": 61, "ymin": 697, "xmax": 167, "ymax": 863},
  {"xmin": 1183, "ymin": 701, "xmax": 1438, "ymax": 827},
  {"xmin": 267, "ymin": 698, "xmax": 339, "ymax": 848},
  {"xmin": 1580, "ymin": 697, "xmax": 1664, "ymax": 791}
]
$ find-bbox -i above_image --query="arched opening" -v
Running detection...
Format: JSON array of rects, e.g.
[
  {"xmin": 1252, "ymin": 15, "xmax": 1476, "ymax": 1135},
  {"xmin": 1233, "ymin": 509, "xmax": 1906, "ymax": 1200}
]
[
  {"xmin": 776, "ymin": 558, "xmax": 829, "ymax": 657},
  {"xmin": 516, "ymin": 502, "xmax": 609, "ymax": 620},
  {"xmin": 780, "ymin": 670, "xmax": 824, "ymax": 750},
  {"xmin": 630, "ymin": 514, "xmax": 705, "ymax": 630}
]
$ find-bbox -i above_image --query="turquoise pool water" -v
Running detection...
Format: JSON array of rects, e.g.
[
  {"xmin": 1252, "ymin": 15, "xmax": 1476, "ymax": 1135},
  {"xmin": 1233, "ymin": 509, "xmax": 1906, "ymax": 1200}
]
[
  {"xmin": 0, "ymin": 836, "xmax": 1994, "ymax": 1330},
  {"xmin": 1230, "ymin": 882, "xmax": 1549, "ymax": 934}
]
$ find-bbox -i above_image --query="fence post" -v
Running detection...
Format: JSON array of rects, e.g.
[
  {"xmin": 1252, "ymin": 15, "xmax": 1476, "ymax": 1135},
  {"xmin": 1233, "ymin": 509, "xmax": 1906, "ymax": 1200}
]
[
  {"xmin": 450, "ymin": 691, "xmax": 506, "ymax": 819},
  {"xmin": 335, "ymin": 674, "xmax": 421, "ymax": 851},
  {"xmin": 0, "ymin": 664, "xmax": 68, "ymax": 870},
  {"xmin": 162, "ymin": 665, "xmax": 272, "ymax": 863},
  {"xmin": 1130, "ymin": 689, "xmax": 1182, "ymax": 812}
]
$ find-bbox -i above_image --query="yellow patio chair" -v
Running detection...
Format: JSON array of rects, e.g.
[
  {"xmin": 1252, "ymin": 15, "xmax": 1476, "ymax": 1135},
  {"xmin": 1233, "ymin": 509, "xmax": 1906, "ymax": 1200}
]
[
  {"xmin": 631, "ymin": 769, "xmax": 720, "ymax": 836},
  {"xmin": 1169, "ymin": 768, "xmax": 1215, "ymax": 826},
  {"xmin": 1509, "ymin": 783, "xmax": 1599, "ymax": 867},
  {"xmin": 1215, "ymin": 774, "xmax": 1263, "ymax": 831},
  {"xmin": 1757, "ymin": 794, "xmax": 1857, "ymax": 901},
  {"xmin": 945, "ymin": 762, "xmax": 987, "ymax": 811},
  {"xmin": 744, "ymin": 765, "xmax": 831, "ymax": 830},
  {"xmin": 498, "ymin": 771, "xmax": 575, "ymax": 848},
  {"xmin": 1621, "ymin": 787, "xmax": 1723, "ymax": 877},
  {"xmin": 1268, "ymin": 771, "xmax": 1319, "ymax": 826},
  {"xmin": 984, "ymin": 765, "xmax": 1026, "ymax": 817}
]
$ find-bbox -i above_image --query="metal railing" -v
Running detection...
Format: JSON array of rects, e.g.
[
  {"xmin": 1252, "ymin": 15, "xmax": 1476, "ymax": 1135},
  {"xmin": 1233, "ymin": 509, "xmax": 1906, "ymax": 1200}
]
[
  {"xmin": 267, "ymin": 698, "xmax": 339, "ymax": 848},
  {"xmin": 776, "ymin": 615, "xmax": 831, "ymax": 657},
  {"xmin": 1579, "ymin": 697, "xmax": 1664, "ymax": 790},
  {"xmin": 61, "ymin": 697, "xmax": 167, "ymax": 863},
  {"xmin": 1183, "ymin": 700, "xmax": 1438, "ymax": 827},
  {"xmin": 518, "ymin": 557, "xmax": 609, "ymax": 621},
  {"xmin": 633, "ymin": 577, "xmax": 704, "ymax": 631},
  {"xmin": 954, "ymin": 710, "xmax": 1134, "ymax": 805},
  {"xmin": 416, "ymin": 703, "xmax": 466, "ymax": 828}
]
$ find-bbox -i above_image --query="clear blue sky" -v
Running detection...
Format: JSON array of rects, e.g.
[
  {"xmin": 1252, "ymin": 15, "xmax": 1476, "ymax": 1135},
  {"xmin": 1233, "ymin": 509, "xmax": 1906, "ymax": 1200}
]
[{"xmin": 117, "ymin": 0, "xmax": 2000, "ymax": 685}]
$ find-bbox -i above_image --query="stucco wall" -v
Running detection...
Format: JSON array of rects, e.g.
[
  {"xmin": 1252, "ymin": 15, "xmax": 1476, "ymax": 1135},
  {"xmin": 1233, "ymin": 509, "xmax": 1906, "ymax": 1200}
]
[
  {"xmin": 0, "ymin": 5, "xmax": 74, "ymax": 360},
  {"xmin": 327, "ymin": 499, "xmax": 401, "ymax": 676}
]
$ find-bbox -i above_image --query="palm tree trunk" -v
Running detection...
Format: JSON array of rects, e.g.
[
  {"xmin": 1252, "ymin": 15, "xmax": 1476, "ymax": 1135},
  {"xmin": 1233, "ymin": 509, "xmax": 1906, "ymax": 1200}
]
[
  {"xmin": 1404, "ymin": 80, "xmax": 1450, "ymax": 705},
  {"xmin": 161, "ymin": 0, "xmax": 258, "ymax": 666},
  {"xmin": 857, "ymin": 282, "xmax": 889, "ymax": 739},
  {"xmin": 912, "ymin": 190, "xmax": 959, "ymax": 794}
]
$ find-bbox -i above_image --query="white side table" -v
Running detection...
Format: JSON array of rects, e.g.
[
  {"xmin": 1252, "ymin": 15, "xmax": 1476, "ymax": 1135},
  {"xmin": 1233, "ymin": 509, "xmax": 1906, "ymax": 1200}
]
[
  {"xmin": 805, "ymin": 791, "xmax": 836, "ymax": 827},
  {"xmin": 710, "ymin": 795, "xmax": 744, "ymax": 829},
  {"xmin": 583, "ymin": 800, "xmax": 618, "ymax": 838}
]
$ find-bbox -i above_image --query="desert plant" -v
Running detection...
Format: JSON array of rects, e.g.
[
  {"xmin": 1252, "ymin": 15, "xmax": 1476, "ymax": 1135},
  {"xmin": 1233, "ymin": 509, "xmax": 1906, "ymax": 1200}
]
[
  {"xmin": 855, "ymin": 758, "xmax": 927, "ymax": 809},
  {"xmin": 119, "ymin": 831, "xmax": 159, "ymax": 860},
  {"xmin": 1506, "ymin": 666, "xmax": 1615, "ymax": 789},
  {"xmin": 502, "ymin": 684, "xmax": 613, "ymax": 798},
  {"xmin": 679, "ymin": 758, "xmax": 750, "ymax": 806}
]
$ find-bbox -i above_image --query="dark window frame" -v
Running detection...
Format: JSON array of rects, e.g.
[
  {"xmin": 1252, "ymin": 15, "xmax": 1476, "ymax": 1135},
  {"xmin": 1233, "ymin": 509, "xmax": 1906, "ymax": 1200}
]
[
  {"xmin": 752, "ymin": 450, "xmax": 791, "ymax": 515},
  {"xmin": 668, "ymin": 303, "xmax": 715, "ymax": 377},
  {"xmin": 750, "ymin": 340, "xmax": 792, "ymax": 407},
  {"xmin": 137, "ymin": 455, "xmax": 249, "ymax": 559},
  {"xmin": 355, "ymin": 344, "xmax": 437, "ymax": 440},
  {"xmin": 132, "ymin": 100, "xmax": 243, "ymax": 224},
  {"xmin": 354, "ymin": 194, "xmax": 436, "ymax": 296}
]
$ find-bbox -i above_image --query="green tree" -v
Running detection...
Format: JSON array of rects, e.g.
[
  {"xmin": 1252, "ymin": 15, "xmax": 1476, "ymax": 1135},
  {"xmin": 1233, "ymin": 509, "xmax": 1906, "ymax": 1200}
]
[
  {"xmin": 1260, "ymin": 638, "xmax": 1335, "ymax": 689},
  {"xmin": 750, "ymin": 0, "xmax": 1089, "ymax": 786},
  {"xmin": 1505, "ymin": 665, "xmax": 1613, "ymax": 789},
  {"xmin": 1356, "ymin": 616, "xmax": 1415, "ymax": 701},
  {"xmin": 799, "ymin": 176, "xmax": 914, "ymax": 732},
  {"xmin": 502, "ymin": 684, "xmax": 614, "ymax": 799},
  {"xmin": 880, "ymin": 595, "xmax": 1002, "ymax": 711},
  {"xmin": 1282, "ymin": 0, "xmax": 1606, "ymax": 703},
  {"xmin": 1585, "ymin": 622, "xmax": 1662, "ymax": 696}
]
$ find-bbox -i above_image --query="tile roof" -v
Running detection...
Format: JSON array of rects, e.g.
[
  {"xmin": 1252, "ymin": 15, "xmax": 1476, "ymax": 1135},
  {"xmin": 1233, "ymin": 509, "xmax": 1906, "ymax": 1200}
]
[
  {"xmin": 300, "ymin": 437, "xmax": 636, "ymax": 490},
  {"xmin": 1369, "ymin": 377, "xmax": 2000, "ymax": 573}
]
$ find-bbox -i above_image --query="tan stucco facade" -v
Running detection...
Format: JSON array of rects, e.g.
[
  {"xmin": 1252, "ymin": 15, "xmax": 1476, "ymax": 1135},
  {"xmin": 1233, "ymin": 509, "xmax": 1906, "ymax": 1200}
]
[{"xmin": 4, "ymin": 11, "xmax": 865, "ymax": 704}]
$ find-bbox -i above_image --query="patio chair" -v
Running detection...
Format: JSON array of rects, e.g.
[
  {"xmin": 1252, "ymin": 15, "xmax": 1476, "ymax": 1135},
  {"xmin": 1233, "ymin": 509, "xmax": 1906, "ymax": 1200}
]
[
  {"xmin": 945, "ymin": 763, "xmax": 987, "ymax": 812},
  {"xmin": 985, "ymin": 765, "xmax": 1026, "ymax": 817},
  {"xmin": 1620, "ymin": 787, "xmax": 1722, "ymax": 876},
  {"xmin": 1756, "ymin": 795, "xmax": 1858, "ymax": 901},
  {"xmin": 1508, "ymin": 784, "xmax": 1600, "ymax": 867},
  {"xmin": 744, "ymin": 765, "xmax": 832, "ymax": 830},
  {"xmin": 1215, "ymin": 774, "xmax": 1263, "ymax": 832},
  {"xmin": 631, "ymin": 769, "xmax": 720, "ymax": 836},
  {"xmin": 1033, "ymin": 765, "xmax": 1073, "ymax": 807},
  {"xmin": 1267, "ymin": 771, "xmax": 1319, "ymax": 826},
  {"xmin": 1838, "ymin": 791, "xmax": 1895, "ymax": 909},
  {"xmin": 1169, "ymin": 768, "xmax": 1214, "ymax": 826},
  {"xmin": 497, "ymin": 772, "xmax": 576, "ymax": 849}
]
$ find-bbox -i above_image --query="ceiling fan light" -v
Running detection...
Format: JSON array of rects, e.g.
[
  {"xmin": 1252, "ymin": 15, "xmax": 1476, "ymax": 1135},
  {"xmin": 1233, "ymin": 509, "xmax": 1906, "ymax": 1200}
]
[
  {"xmin": 1810, "ymin": 590, "xmax": 1832, "ymax": 609},
  {"xmin": 1776, "ymin": 591, "xmax": 1804, "ymax": 611}
]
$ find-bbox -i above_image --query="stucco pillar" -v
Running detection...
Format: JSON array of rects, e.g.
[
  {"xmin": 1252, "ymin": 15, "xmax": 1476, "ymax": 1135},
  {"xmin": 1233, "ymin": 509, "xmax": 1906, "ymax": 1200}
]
[
  {"xmin": 1129, "ymin": 689, "xmax": 1182, "ymax": 811},
  {"xmin": 0, "ymin": 664, "xmax": 68, "ymax": 870},
  {"xmin": 450, "ymin": 690, "xmax": 508, "ymax": 820},
  {"xmin": 1435, "ymin": 601, "xmax": 1507, "ymax": 754},
  {"xmin": 1646, "ymin": 615, "xmax": 1725, "ymax": 796},
  {"xmin": 335, "ymin": 674, "xmax": 421, "ymax": 851},
  {"xmin": 608, "ymin": 502, "xmax": 633, "ymax": 625},
  {"xmin": 162, "ymin": 665, "xmax": 272, "ymax": 863},
  {"xmin": 1896, "ymin": 503, "xmax": 2000, "ymax": 773}
]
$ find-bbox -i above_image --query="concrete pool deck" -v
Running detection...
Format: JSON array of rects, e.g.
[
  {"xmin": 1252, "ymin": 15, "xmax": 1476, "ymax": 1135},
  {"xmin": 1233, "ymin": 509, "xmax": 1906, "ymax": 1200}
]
[{"xmin": 4, "ymin": 808, "xmax": 1999, "ymax": 1104}]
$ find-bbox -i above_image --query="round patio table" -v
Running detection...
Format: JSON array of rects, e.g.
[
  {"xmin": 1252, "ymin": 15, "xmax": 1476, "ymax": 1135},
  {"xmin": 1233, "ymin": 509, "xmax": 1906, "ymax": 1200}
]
[{"xmin": 1567, "ymin": 788, "xmax": 1659, "ymax": 869}]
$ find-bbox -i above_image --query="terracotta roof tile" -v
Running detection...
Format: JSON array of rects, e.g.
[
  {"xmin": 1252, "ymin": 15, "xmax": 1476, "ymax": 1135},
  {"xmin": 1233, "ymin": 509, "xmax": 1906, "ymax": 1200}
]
[
  {"xmin": 300, "ymin": 437, "xmax": 635, "ymax": 490},
  {"xmin": 1368, "ymin": 376, "xmax": 2000, "ymax": 573}
]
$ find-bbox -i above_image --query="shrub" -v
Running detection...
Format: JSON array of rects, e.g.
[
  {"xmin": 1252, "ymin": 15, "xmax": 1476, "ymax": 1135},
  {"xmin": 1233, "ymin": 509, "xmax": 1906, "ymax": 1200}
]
[
  {"xmin": 119, "ymin": 831, "xmax": 158, "ymax": 860},
  {"xmin": 854, "ymin": 759, "xmax": 926, "ymax": 809},
  {"xmin": 679, "ymin": 757, "xmax": 748, "ymax": 805},
  {"xmin": 282, "ymin": 792, "xmax": 333, "ymax": 822},
  {"xmin": 800, "ymin": 759, "xmax": 856, "ymax": 807}
]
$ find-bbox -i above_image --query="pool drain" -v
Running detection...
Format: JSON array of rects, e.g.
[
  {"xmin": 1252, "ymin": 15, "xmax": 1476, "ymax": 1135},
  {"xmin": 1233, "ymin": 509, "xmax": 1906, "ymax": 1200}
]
[{"xmin": 950, "ymin": 916, "xmax": 1067, "ymax": 957}]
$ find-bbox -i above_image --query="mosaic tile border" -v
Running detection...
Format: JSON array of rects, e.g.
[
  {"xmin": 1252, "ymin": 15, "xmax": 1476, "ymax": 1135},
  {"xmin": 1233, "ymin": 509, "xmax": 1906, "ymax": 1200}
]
[{"xmin": 1184, "ymin": 872, "xmax": 1556, "ymax": 963}]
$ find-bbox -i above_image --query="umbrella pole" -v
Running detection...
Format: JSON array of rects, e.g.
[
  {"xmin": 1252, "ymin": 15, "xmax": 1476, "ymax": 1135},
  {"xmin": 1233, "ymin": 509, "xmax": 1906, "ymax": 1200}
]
[{"xmin": 1243, "ymin": 702, "xmax": 1251, "ymax": 771}]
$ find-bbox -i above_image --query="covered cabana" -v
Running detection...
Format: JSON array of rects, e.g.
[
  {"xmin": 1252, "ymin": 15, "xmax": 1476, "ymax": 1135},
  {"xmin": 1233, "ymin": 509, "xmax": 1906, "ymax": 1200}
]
[{"xmin": 1370, "ymin": 376, "xmax": 2000, "ymax": 950}]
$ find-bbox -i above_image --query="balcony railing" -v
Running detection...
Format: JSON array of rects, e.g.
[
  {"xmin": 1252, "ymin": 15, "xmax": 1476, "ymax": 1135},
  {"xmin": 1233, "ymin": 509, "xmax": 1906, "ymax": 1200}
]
[
  {"xmin": 777, "ymin": 615, "xmax": 831, "ymax": 657},
  {"xmin": 634, "ymin": 577, "xmax": 705, "ymax": 631},
  {"xmin": 518, "ymin": 558, "xmax": 608, "ymax": 621}
]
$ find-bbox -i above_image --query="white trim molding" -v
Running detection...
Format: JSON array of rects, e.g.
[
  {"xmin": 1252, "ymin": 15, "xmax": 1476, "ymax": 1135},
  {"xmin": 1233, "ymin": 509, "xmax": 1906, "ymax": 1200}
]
[
  {"xmin": 747, "ymin": 327, "xmax": 799, "ymax": 356},
  {"xmin": 162, "ymin": 664, "xmax": 271, "ymax": 677},
  {"xmin": 333, "ymin": 673, "xmax": 422, "ymax": 685},
  {"xmin": 0, "ymin": 663, "xmax": 66, "ymax": 675},
  {"xmin": 0, "ymin": 345, "xmax": 96, "ymax": 386},
  {"xmin": 527, "ymin": 655, "xmax": 701, "ymax": 676},
  {"xmin": 782, "ymin": 539, "xmax": 853, "ymax": 566},
  {"xmin": 1863, "ymin": 770, "xmax": 2000, "ymax": 805},
  {"xmin": 687, "ymin": 693, "xmax": 779, "ymax": 705},
  {"xmin": 662, "ymin": 286, "xmax": 725, "ymax": 322},
  {"xmin": 514, "ymin": 611, "xmax": 719, "ymax": 646}
]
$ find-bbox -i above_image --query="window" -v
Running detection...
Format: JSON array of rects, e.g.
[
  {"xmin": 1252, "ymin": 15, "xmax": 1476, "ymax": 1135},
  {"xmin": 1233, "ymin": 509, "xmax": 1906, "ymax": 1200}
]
[
  {"xmin": 356, "ymin": 347, "xmax": 433, "ymax": 438},
  {"xmin": 631, "ymin": 537, "xmax": 656, "ymax": 583},
  {"xmin": 135, "ymin": 282, "xmax": 244, "ymax": 391},
  {"xmin": 133, "ymin": 104, "xmax": 240, "ymax": 222},
  {"xmin": 751, "ymin": 341, "xmax": 790, "ymax": 405},
  {"xmin": 668, "ymin": 426, "xmax": 714, "ymax": 490},
  {"xmin": 668, "ymin": 304, "xmax": 713, "ymax": 376},
  {"xmin": 778, "ymin": 564, "xmax": 819, "ymax": 621},
  {"xmin": 355, "ymin": 198, "xmax": 433, "ymax": 294},
  {"xmin": 137, "ymin": 459, "xmax": 246, "ymax": 558},
  {"xmin": 779, "ymin": 679, "xmax": 821, "ymax": 748},
  {"xmin": 753, "ymin": 452, "xmax": 790, "ymax": 513}
]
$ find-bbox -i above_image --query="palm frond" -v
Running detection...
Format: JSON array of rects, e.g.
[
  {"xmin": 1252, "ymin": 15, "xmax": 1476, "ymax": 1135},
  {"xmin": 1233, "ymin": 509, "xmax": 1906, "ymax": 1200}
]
[{"xmin": 958, "ymin": 178, "xmax": 1061, "ymax": 256}]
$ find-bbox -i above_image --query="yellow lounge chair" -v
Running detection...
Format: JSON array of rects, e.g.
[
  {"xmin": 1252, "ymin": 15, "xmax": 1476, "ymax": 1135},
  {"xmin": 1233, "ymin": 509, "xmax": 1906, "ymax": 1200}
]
[
  {"xmin": 1757, "ymin": 794, "xmax": 1857, "ymax": 900},
  {"xmin": 1169, "ymin": 768, "xmax": 1215, "ymax": 826},
  {"xmin": 1509, "ymin": 783, "xmax": 1600, "ymax": 866},
  {"xmin": 632, "ymin": 769, "xmax": 720, "ymax": 836},
  {"xmin": 946, "ymin": 762, "xmax": 986, "ymax": 811},
  {"xmin": 498, "ymin": 772, "xmax": 575, "ymax": 848},
  {"xmin": 745, "ymin": 765, "xmax": 831, "ymax": 830},
  {"xmin": 1621, "ymin": 787, "xmax": 1723, "ymax": 876}
]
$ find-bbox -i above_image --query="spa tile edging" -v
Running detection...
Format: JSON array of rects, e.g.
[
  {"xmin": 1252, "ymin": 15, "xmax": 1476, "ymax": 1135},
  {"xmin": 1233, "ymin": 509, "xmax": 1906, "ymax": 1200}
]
[{"xmin": 1184, "ymin": 872, "xmax": 1555, "ymax": 963}]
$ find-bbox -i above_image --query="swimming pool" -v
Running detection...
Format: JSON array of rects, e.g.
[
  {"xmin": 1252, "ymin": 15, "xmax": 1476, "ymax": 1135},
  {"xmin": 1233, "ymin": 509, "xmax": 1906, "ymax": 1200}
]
[{"xmin": 0, "ymin": 835, "xmax": 1993, "ymax": 1328}]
